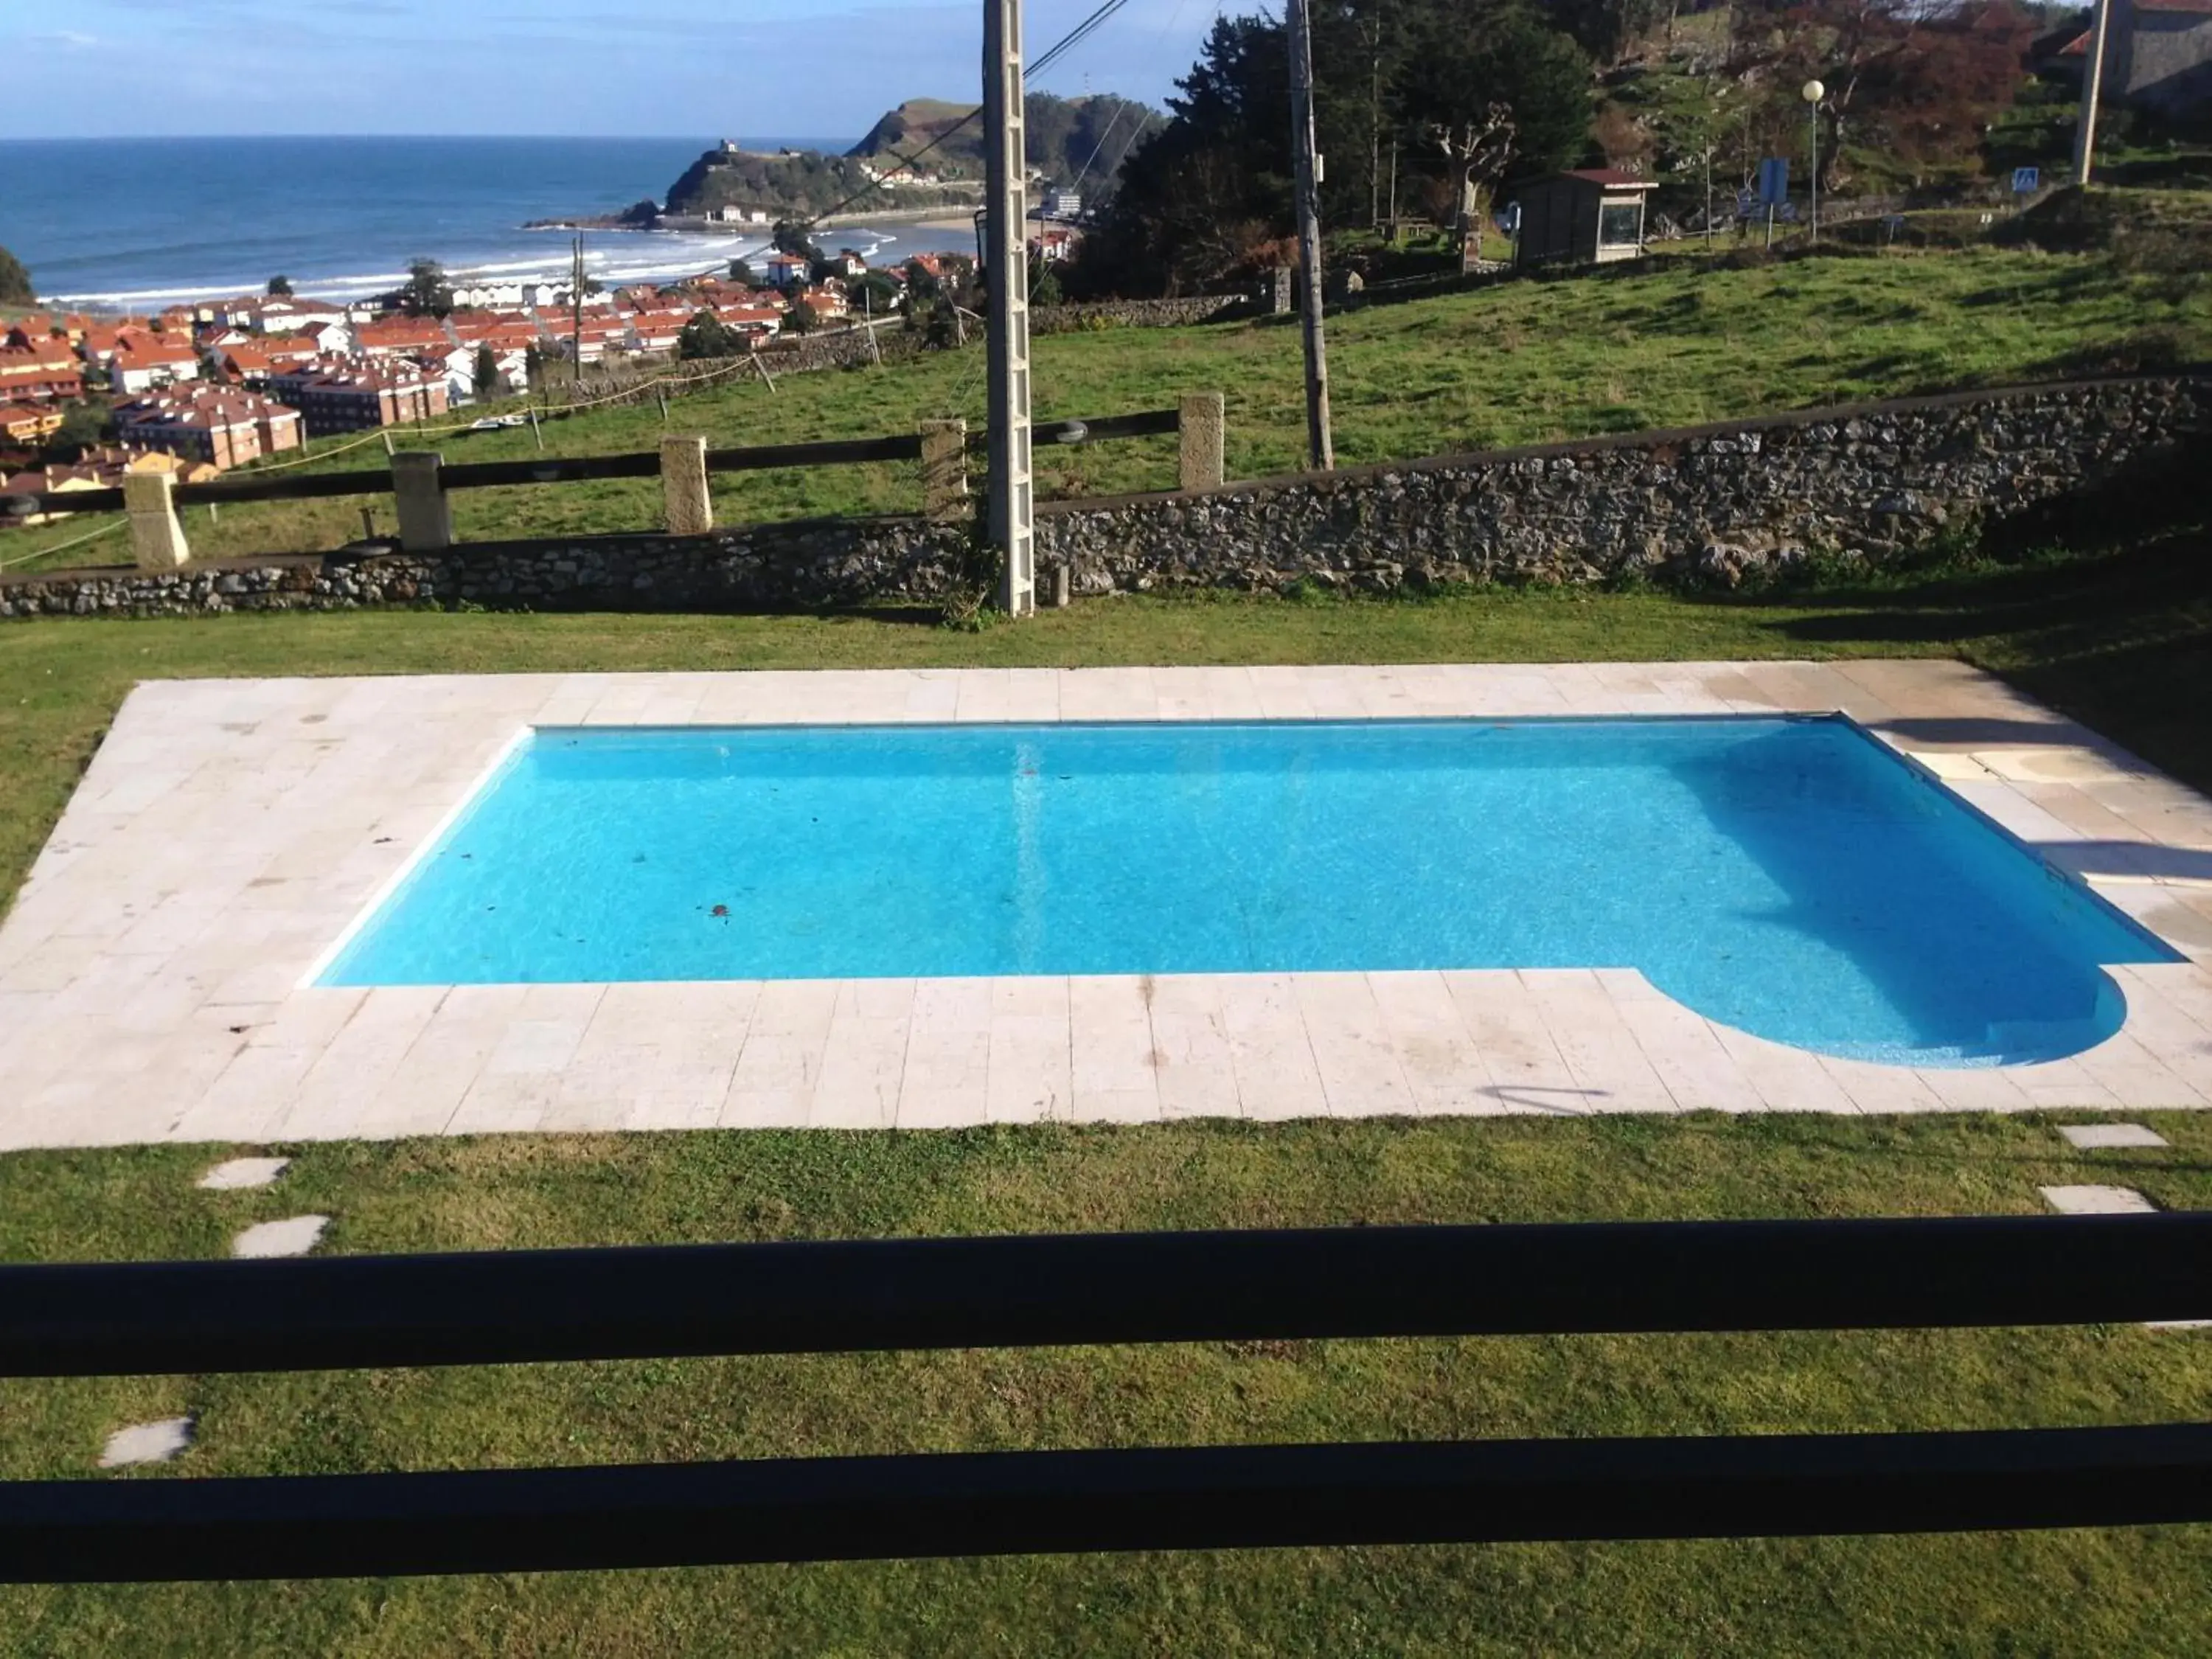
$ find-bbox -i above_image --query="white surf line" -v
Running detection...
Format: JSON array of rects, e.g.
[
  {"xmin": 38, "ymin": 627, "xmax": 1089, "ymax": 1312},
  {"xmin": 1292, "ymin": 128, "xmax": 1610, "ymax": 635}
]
[{"xmin": 294, "ymin": 724, "xmax": 532, "ymax": 990}]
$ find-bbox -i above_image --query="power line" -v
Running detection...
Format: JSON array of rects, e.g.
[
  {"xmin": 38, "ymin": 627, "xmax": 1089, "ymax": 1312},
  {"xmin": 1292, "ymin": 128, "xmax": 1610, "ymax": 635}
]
[{"xmin": 794, "ymin": 0, "xmax": 1141, "ymax": 236}]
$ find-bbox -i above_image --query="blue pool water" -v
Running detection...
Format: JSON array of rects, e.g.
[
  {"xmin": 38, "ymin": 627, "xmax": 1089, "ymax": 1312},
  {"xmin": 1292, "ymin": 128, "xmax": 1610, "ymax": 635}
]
[{"xmin": 320, "ymin": 717, "xmax": 2180, "ymax": 1066}]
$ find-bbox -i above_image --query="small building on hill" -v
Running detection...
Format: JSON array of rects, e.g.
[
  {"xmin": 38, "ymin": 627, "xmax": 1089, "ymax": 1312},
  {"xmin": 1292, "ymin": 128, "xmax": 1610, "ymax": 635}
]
[
  {"xmin": 2054, "ymin": 0, "xmax": 2212, "ymax": 116},
  {"xmin": 1511, "ymin": 170, "xmax": 1658, "ymax": 269}
]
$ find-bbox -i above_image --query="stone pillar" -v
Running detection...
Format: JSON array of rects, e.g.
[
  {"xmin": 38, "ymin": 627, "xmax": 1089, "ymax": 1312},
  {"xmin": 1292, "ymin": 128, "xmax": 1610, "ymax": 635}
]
[
  {"xmin": 1178, "ymin": 391, "xmax": 1226, "ymax": 492},
  {"xmin": 918, "ymin": 417, "xmax": 969, "ymax": 519},
  {"xmin": 390, "ymin": 451, "xmax": 452, "ymax": 552},
  {"xmin": 660, "ymin": 434, "xmax": 712, "ymax": 535},
  {"xmin": 122, "ymin": 471, "xmax": 190, "ymax": 570}
]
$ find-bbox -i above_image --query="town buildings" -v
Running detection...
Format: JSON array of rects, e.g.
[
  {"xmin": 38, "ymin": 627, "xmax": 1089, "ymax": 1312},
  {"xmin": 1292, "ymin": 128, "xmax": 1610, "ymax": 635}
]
[
  {"xmin": 113, "ymin": 385, "xmax": 303, "ymax": 468},
  {"xmin": 0, "ymin": 339, "xmax": 85, "ymax": 402},
  {"xmin": 266, "ymin": 356, "xmax": 448, "ymax": 436}
]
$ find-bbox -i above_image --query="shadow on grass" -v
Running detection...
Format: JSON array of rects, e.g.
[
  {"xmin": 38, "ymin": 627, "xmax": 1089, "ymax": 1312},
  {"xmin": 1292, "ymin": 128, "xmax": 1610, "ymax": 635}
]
[{"xmin": 1694, "ymin": 528, "xmax": 2212, "ymax": 791}]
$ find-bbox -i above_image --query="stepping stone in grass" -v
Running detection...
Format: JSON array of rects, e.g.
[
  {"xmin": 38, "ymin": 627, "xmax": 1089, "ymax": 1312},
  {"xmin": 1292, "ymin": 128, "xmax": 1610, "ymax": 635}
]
[
  {"xmin": 99, "ymin": 1417, "xmax": 194, "ymax": 1468},
  {"xmin": 2038, "ymin": 1185, "xmax": 2156, "ymax": 1215},
  {"xmin": 2057, "ymin": 1123, "xmax": 2168, "ymax": 1150},
  {"xmin": 232, "ymin": 1214, "xmax": 329, "ymax": 1259},
  {"xmin": 197, "ymin": 1157, "xmax": 291, "ymax": 1190}
]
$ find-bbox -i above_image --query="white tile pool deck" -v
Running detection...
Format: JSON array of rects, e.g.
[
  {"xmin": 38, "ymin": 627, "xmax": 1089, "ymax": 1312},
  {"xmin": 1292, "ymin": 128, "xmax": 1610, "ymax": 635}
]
[{"xmin": 2, "ymin": 660, "xmax": 2210, "ymax": 1149}]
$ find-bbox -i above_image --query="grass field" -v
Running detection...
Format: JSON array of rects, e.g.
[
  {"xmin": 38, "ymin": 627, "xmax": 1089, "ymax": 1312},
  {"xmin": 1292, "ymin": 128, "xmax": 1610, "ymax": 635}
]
[
  {"xmin": 7, "ymin": 238, "xmax": 2210, "ymax": 574},
  {"xmin": 0, "ymin": 543, "xmax": 2207, "ymax": 1651},
  {"xmin": 3, "ymin": 1113, "xmax": 2211, "ymax": 1656}
]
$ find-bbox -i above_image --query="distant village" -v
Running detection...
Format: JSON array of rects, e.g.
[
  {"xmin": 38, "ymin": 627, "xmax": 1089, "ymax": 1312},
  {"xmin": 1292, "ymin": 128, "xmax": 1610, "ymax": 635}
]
[{"xmin": 0, "ymin": 235, "xmax": 1048, "ymax": 519}]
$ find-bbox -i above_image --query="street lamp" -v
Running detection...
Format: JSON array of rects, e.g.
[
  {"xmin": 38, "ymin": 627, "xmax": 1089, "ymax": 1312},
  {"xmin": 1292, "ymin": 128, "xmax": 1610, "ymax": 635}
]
[{"xmin": 1801, "ymin": 79, "xmax": 1825, "ymax": 243}]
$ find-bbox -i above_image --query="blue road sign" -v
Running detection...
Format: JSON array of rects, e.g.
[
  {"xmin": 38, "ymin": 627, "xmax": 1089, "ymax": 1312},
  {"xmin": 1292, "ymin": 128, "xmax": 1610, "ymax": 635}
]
[
  {"xmin": 1757, "ymin": 158, "xmax": 1790, "ymax": 206},
  {"xmin": 1495, "ymin": 202, "xmax": 1522, "ymax": 235},
  {"xmin": 2012, "ymin": 166, "xmax": 2040, "ymax": 195}
]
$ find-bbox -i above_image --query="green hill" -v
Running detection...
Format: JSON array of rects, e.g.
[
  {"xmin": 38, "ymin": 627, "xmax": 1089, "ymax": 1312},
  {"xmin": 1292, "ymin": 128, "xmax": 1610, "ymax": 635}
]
[{"xmin": 849, "ymin": 92, "xmax": 1164, "ymax": 187}]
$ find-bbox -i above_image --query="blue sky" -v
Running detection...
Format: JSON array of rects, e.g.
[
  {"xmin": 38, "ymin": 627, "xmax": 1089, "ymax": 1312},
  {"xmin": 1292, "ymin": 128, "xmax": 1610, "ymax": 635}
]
[{"xmin": 9, "ymin": 0, "xmax": 1222, "ymax": 139}]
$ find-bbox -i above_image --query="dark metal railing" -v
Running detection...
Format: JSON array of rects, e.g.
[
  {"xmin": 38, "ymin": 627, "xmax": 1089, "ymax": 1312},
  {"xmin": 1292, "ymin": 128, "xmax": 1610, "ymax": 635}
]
[{"xmin": 2, "ymin": 1214, "xmax": 2208, "ymax": 1582}]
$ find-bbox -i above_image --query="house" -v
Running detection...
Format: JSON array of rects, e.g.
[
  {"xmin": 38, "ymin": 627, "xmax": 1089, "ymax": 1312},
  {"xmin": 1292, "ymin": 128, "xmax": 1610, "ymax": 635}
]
[
  {"xmin": 762, "ymin": 251, "xmax": 810, "ymax": 290},
  {"xmin": 108, "ymin": 336, "xmax": 204, "ymax": 394},
  {"xmin": 2060, "ymin": 0, "xmax": 2212, "ymax": 114},
  {"xmin": 266, "ymin": 356, "xmax": 449, "ymax": 436},
  {"xmin": 114, "ymin": 386, "xmax": 303, "ymax": 470},
  {"xmin": 215, "ymin": 343, "xmax": 279, "ymax": 386},
  {"xmin": 1510, "ymin": 170, "xmax": 1659, "ymax": 268},
  {"xmin": 409, "ymin": 342, "xmax": 479, "ymax": 402},
  {"xmin": 354, "ymin": 317, "xmax": 456, "ymax": 360},
  {"xmin": 793, "ymin": 285, "xmax": 849, "ymax": 321},
  {"xmin": 0, "ymin": 401, "xmax": 65, "ymax": 442},
  {"xmin": 712, "ymin": 303, "xmax": 784, "ymax": 338},
  {"xmin": 251, "ymin": 296, "xmax": 349, "ymax": 335},
  {"xmin": 0, "ymin": 341, "xmax": 86, "ymax": 401},
  {"xmin": 1029, "ymin": 226, "xmax": 1079, "ymax": 262},
  {"xmin": 830, "ymin": 249, "xmax": 869, "ymax": 279}
]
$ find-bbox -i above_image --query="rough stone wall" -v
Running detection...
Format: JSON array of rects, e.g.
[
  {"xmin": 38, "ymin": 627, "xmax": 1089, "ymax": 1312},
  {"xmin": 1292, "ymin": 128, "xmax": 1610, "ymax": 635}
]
[
  {"xmin": 1029, "ymin": 296, "xmax": 1251, "ymax": 334},
  {"xmin": 1043, "ymin": 375, "xmax": 2208, "ymax": 594},
  {"xmin": 5, "ymin": 374, "xmax": 2200, "ymax": 620},
  {"xmin": 0, "ymin": 519, "xmax": 973, "ymax": 619}
]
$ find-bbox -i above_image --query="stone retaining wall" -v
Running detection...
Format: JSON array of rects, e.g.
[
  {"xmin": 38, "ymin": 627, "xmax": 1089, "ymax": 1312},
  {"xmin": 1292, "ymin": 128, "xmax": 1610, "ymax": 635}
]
[
  {"xmin": 4, "ymin": 374, "xmax": 2201, "ymax": 619},
  {"xmin": 1046, "ymin": 374, "xmax": 2206, "ymax": 594}
]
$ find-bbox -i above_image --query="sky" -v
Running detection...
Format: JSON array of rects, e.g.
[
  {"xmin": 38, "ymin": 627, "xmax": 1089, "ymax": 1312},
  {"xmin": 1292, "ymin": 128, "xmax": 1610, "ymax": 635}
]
[{"xmin": 7, "ymin": 0, "xmax": 1225, "ymax": 139}]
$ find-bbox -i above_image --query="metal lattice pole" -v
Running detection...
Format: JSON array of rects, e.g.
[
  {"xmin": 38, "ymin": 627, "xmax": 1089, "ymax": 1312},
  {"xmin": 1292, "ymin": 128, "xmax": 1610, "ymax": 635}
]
[{"xmin": 985, "ymin": 0, "xmax": 1035, "ymax": 616}]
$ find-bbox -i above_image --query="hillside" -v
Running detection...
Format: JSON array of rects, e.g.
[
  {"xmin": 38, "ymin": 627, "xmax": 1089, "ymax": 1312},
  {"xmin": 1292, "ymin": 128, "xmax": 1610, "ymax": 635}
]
[
  {"xmin": 849, "ymin": 92, "xmax": 1164, "ymax": 187},
  {"xmin": 8, "ymin": 237, "xmax": 2210, "ymax": 577},
  {"xmin": 661, "ymin": 144, "xmax": 973, "ymax": 220}
]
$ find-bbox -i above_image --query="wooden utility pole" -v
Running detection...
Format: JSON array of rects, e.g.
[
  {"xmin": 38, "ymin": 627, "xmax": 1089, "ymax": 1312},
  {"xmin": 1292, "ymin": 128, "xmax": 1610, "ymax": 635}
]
[
  {"xmin": 1287, "ymin": 0, "xmax": 1334, "ymax": 470},
  {"xmin": 984, "ymin": 0, "xmax": 1036, "ymax": 613},
  {"xmin": 571, "ymin": 236, "xmax": 585, "ymax": 383},
  {"xmin": 2074, "ymin": 0, "xmax": 2113, "ymax": 185}
]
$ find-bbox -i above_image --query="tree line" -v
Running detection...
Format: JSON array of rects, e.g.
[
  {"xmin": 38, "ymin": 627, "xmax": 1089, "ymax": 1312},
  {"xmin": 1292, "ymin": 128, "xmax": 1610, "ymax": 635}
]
[{"xmin": 1068, "ymin": 0, "xmax": 2041, "ymax": 296}]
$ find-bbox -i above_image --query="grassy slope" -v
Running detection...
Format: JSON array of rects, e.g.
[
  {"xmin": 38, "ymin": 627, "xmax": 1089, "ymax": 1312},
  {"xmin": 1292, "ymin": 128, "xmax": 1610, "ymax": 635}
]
[
  {"xmin": 7, "ymin": 241, "xmax": 2211, "ymax": 572},
  {"xmin": 4, "ymin": 1114, "xmax": 2211, "ymax": 1656}
]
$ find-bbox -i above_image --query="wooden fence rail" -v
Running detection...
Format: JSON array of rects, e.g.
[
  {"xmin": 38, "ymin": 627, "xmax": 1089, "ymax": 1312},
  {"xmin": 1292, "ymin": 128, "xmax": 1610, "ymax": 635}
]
[{"xmin": 1, "ymin": 397, "xmax": 1222, "ymax": 577}]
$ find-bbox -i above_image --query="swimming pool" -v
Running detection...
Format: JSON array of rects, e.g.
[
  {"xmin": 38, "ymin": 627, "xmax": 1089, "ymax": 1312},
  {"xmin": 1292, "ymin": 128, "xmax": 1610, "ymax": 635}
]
[{"xmin": 317, "ymin": 717, "xmax": 2179, "ymax": 1067}]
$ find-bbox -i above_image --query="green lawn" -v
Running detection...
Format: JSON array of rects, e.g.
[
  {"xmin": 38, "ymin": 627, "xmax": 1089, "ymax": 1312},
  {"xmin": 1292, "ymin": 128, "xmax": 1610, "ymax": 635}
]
[
  {"xmin": 1, "ymin": 518, "xmax": 2208, "ymax": 1649},
  {"xmin": 4, "ymin": 1113, "xmax": 2211, "ymax": 1656},
  {"xmin": 7, "ymin": 237, "xmax": 2211, "ymax": 573}
]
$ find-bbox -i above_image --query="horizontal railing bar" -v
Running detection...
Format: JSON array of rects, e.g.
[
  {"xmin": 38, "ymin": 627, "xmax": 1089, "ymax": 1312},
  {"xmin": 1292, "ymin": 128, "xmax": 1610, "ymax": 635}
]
[
  {"xmin": 430, "ymin": 452, "xmax": 660, "ymax": 490},
  {"xmin": 3, "ymin": 1215, "xmax": 2208, "ymax": 1379},
  {"xmin": 970, "ymin": 408, "xmax": 1180, "ymax": 452},
  {"xmin": 4, "ymin": 1425, "xmax": 2208, "ymax": 1582},
  {"xmin": 7, "ymin": 487, "xmax": 125, "ymax": 515},
  {"xmin": 705, "ymin": 434, "xmax": 922, "ymax": 471}
]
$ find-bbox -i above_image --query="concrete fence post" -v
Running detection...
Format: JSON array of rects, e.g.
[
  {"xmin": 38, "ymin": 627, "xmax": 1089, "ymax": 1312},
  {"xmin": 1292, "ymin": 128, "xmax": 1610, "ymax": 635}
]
[
  {"xmin": 918, "ymin": 418, "xmax": 968, "ymax": 519},
  {"xmin": 660, "ymin": 434, "xmax": 712, "ymax": 535},
  {"xmin": 1178, "ymin": 391, "xmax": 1226, "ymax": 493},
  {"xmin": 122, "ymin": 471, "xmax": 190, "ymax": 571},
  {"xmin": 390, "ymin": 451, "xmax": 453, "ymax": 552}
]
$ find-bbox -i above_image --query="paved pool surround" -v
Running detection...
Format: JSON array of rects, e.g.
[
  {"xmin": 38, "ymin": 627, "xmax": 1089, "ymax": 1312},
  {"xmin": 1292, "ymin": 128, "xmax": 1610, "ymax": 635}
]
[{"xmin": 1, "ymin": 661, "xmax": 2209, "ymax": 1148}]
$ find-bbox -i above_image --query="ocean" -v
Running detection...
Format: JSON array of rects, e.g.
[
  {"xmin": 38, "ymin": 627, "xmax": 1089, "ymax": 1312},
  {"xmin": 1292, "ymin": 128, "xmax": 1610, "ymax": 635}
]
[{"xmin": 0, "ymin": 136, "xmax": 979, "ymax": 311}]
